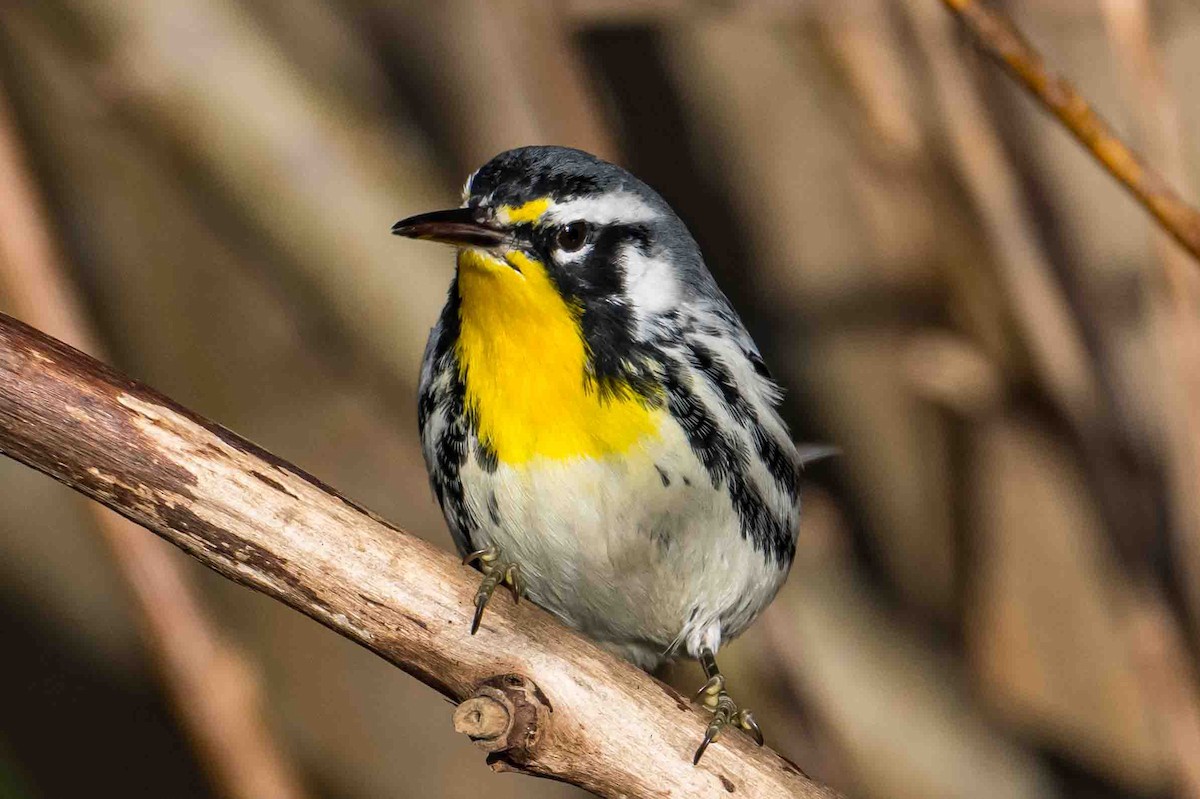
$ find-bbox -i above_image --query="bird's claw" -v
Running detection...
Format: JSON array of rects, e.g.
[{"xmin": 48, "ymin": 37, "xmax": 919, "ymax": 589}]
[
  {"xmin": 739, "ymin": 709, "xmax": 764, "ymax": 746},
  {"xmin": 694, "ymin": 673, "xmax": 725, "ymax": 707},
  {"xmin": 462, "ymin": 546, "xmax": 493, "ymax": 567},
  {"xmin": 464, "ymin": 545, "xmax": 525, "ymax": 634},
  {"xmin": 692, "ymin": 673, "xmax": 763, "ymax": 764}
]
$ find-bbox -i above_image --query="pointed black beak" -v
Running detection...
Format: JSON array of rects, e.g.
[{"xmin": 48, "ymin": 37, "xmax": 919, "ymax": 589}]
[{"xmin": 391, "ymin": 208, "xmax": 509, "ymax": 248}]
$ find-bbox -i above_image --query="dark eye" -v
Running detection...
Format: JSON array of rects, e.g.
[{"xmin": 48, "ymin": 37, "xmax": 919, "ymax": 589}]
[{"xmin": 555, "ymin": 221, "xmax": 590, "ymax": 252}]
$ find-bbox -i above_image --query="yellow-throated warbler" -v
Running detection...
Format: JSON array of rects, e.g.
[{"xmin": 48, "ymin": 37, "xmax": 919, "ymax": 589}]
[{"xmin": 393, "ymin": 146, "xmax": 806, "ymax": 763}]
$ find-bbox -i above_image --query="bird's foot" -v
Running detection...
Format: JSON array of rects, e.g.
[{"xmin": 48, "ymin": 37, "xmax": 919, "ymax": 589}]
[
  {"xmin": 462, "ymin": 544, "xmax": 525, "ymax": 634},
  {"xmin": 692, "ymin": 670, "xmax": 763, "ymax": 764}
]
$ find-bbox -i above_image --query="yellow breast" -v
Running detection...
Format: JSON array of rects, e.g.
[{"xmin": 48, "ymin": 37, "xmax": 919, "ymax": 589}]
[{"xmin": 455, "ymin": 248, "xmax": 662, "ymax": 464}]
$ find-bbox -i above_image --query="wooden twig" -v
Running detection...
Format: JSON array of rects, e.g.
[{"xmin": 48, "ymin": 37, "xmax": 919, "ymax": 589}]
[
  {"xmin": 938, "ymin": 0, "xmax": 1200, "ymax": 265},
  {"xmin": 0, "ymin": 80, "xmax": 309, "ymax": 799},
  {"xmin": 0, "ymin": 312, "xmax": 838, "ymax": 799}
]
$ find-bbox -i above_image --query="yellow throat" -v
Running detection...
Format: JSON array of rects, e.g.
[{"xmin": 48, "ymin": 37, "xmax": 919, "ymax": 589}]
[{"xmin": 454, "ymin": 248, "xmax": 661, "ymax": 464}]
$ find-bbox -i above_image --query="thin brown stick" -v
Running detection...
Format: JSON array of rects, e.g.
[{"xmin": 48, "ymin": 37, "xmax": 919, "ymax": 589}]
[
  {"xmin": 939, "ymin": 0, "xmax": 1200, "ymax": 265},
  {"xmin": 0, "ymin": 82, "xmax": 309, "ymax": 799},
  {"xmin": 0, "ymin": 312, "xmax": 839, "ymax": 799}
]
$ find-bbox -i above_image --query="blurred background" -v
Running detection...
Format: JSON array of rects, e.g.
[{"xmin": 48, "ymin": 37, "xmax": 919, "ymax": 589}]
[{"xmin": 1, "ymin": 1, "xmax": 1199, "ymax": 797}]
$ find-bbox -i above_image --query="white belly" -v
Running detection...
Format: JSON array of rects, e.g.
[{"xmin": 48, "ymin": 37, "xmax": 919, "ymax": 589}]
[{"xmin": 458, "ymin": 420, "xmax": 787, "ymax": 668}]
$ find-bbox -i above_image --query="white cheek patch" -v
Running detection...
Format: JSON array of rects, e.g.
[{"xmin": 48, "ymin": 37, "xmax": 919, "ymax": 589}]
[
  {"xmin": 544, "ymin": 193, "xmax": 660, "ymax": 227},
  {"xmin": 621, "ymin": 245, "xmax": 680, "ymax": 321}
]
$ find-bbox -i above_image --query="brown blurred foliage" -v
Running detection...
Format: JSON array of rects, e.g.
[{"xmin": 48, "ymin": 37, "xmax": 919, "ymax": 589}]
[{"xmin": 0, "ymin": 1, "xmax": 1199, "ymax": 798}]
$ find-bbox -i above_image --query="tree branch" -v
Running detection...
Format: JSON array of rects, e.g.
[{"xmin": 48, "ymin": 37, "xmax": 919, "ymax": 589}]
[
  {"xmin": 939, "ymin": 0, "xmax": 1200, "ymax": 265},
  {"xmin": 0, "ymin": 312, "xmax": 838, "ymax": 799}
]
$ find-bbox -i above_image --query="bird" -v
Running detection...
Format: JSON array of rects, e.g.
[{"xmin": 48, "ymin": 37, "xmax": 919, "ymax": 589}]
[{"xmin": 393, "ymin": 145, "xmax": 806, "ymax": 764}]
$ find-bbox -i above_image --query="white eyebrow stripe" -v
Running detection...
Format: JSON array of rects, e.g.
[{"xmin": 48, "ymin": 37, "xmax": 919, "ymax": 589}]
[{"xmin": 542, "ymin": 193, "xmax": 660, "ymax": 226}]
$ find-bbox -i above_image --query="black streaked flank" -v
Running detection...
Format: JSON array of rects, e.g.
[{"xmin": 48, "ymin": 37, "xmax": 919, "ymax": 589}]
[
  {"xmin": 688, "ymin": 340, "xmax": 798, "ymax": 502},
  {"xmin": 686, "ymin": 340, "xmax": 753, "ymax": 426},
  {"xmin": 419, "ymin": 280, "xmax": 477, "ymax": 554},
  {"xmin": 748, "ymin": 350, "xmax": 774, "ymax": 381},
  {"xmin": 753, "ymin": 426, "xmax": 798, "ymax": 502},
  {"xmin": 416, "ymin": 382, "xmax": 436, "ymax": 433},
  {"xmin": 662, "ymin": 361, "xmax": 745, "ymax": 484},
  {"xmin": 475, "ymin": 439, "xmax": 498, "ymax": 473},
  {"xmin": 432, "ymin": 403, "xmax": 473, "ymax": 547},
  {"xmin": 487, "ymin": 493, "xmax": 502, "ymax": 527},
  {"xmin": 663, "ymin": 360, "xmax": 792, "ymax": 566}
]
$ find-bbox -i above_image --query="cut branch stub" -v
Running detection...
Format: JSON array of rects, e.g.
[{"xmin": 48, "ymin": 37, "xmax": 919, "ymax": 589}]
[{"xmin": 453, "ymin": 674, "xmax": 550, "ymax": 758}]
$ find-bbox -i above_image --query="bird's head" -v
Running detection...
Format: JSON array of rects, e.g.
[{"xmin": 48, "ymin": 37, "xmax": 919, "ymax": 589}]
[{"xmin": 394, "ymin": 146, "xmax": 708, "ymax": 401}]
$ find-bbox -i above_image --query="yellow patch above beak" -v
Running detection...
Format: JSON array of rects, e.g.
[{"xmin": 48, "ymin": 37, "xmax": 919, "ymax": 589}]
[{"xmin": 495, "ymin": 197, "xmax": 552, "ymax": 226}]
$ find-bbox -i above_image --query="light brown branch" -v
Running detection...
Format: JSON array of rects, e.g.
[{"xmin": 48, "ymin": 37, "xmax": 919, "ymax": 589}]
[
  {"xmin": 0, "ymin": 80, "xmax": 308, "ymax": 799},
  {"xmin": 938, "ymin": 0, "xmax": 1200, "ymax": 265},
  {"xmin": 0, "ymin": 312, "xmax": 838, "ymax": 799}
]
